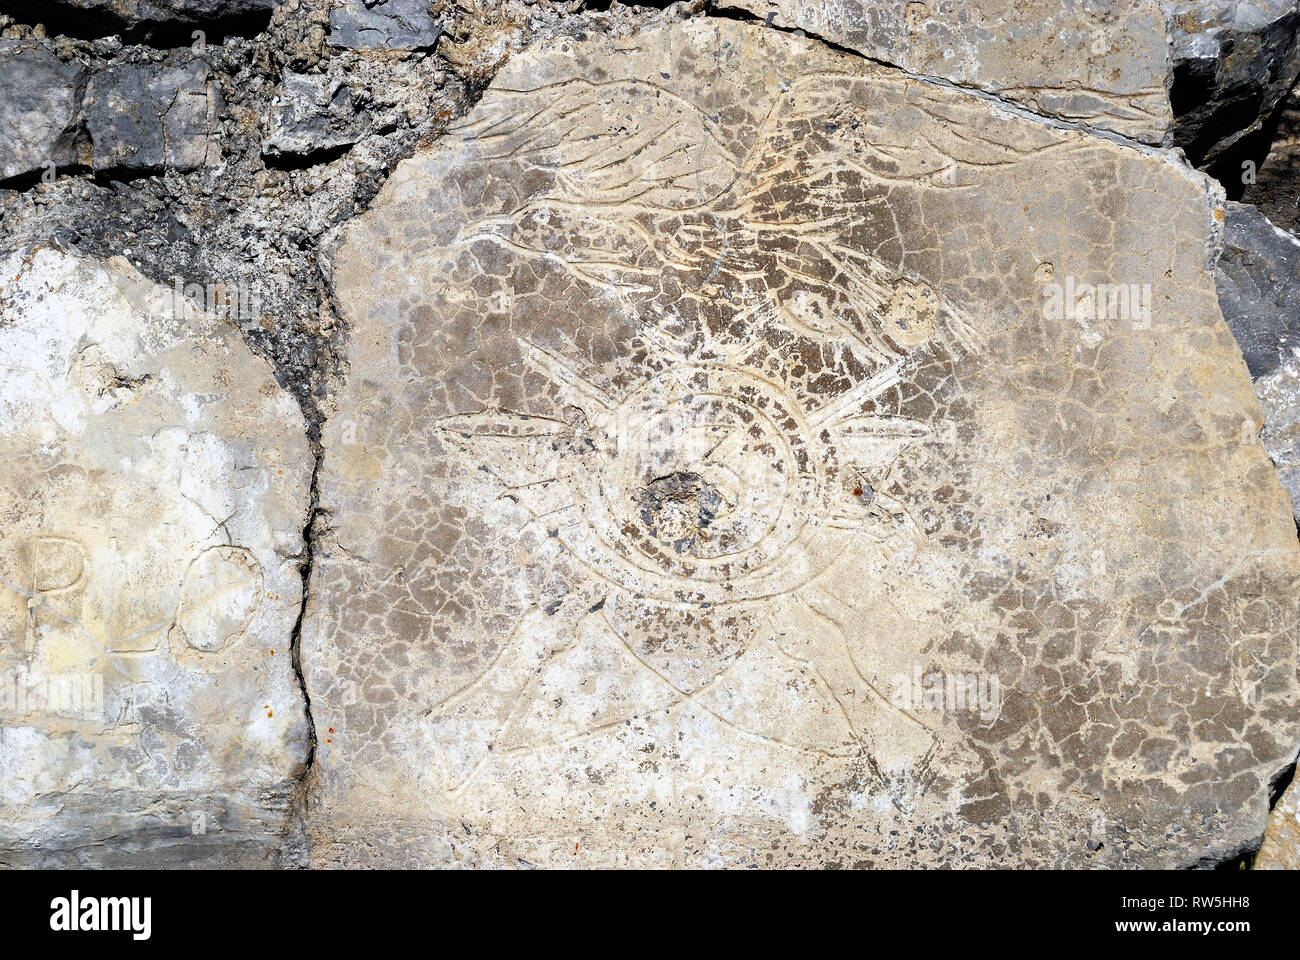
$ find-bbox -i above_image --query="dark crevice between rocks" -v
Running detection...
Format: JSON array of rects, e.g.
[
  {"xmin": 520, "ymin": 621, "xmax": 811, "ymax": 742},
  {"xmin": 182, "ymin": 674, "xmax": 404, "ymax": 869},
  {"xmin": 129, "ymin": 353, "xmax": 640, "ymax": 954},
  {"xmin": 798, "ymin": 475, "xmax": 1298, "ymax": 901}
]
[
  {"xmin": 1170, "ymin": 60, "xmax": 1266, "ymax": 166},
  {"xmin": 274, "ymin": 77, "xmax": 500, "ymax": 854},
  {"xmin": 0, "ymin": 0, "xmax": 275, "ymax": 46},
  {"xmin": 0, "ymin": 167, "xmax": 72, "ymax": 192},
  {"xmin": 89, "ymin": 163, "xmax": 176, "ymax": 185},
  {"xmin": 1209, "ymin": 845, "xmax": 1255, "ymax": 870},
  {"xmin": 1173, "ymin": 816, "xmax": 1271, "ymax": 870},
  {"xmin": 1175, "ymin": 5, "xmax": 1300, "ymax": 197},
  {"xmin": 1202, "ymin": 74, "xmax": 1300, "ymax": 201},
  {"xmin": 0, "ymin": 160, "xmax": 169, "ymax": 193},
  {"xmin": 286, "ymin": 440, "xmax": 323, "ymax": 853},
  {"xmin": 263, "ymin": 142, "xmax": 357, "ymax": 171},
  {"xmin": 1269, "ymin": 755, "xmax": 1297, "ymax": 812},
  {"xmin": 585, "ymin": 0, "xmax": 695, "ymax": 12}
]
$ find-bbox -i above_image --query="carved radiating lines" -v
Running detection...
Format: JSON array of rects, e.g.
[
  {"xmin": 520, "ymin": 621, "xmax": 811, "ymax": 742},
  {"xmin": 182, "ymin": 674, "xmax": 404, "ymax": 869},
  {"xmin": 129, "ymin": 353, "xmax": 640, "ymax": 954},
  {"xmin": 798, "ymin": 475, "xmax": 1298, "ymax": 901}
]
[{"xmin": 414, "ymin": 55, "xmax": 1000, "ymax": 799}]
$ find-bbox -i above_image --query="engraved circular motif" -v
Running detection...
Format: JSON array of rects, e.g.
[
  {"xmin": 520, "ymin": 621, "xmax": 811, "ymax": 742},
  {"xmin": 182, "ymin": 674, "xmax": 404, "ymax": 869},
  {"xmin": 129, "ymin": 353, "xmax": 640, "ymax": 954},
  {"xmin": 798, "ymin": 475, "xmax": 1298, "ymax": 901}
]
[{"xmin": 561, "ymin": 363, "xmax": 844, "ymax": 605}]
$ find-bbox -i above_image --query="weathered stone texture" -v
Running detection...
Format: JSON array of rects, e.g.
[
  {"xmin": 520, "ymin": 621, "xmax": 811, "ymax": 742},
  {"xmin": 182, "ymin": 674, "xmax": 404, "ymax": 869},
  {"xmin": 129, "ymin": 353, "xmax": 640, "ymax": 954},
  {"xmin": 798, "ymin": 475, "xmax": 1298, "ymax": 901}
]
[
  {"xmin": 263, "ymin": 71, "xmax": 363, "ymax": 158},
  {"xmin": 1255, "ymin": 771, "xmax": 1300, "ymax": 867},
  {"xmin": 714, "ymin": 0, "xmax": 1300, "ymax": 158},
  {"xmin": 714, "ymin": 0, "xmax": 1176, "ymax": 140},
  {"xmin": 302, "ymin": 19, "xmax": 1300, "ymax": 868},
  {"xmin": 1217, "ymin": 201, "xmax": 1300, "ymax": 523},
  {"xmin": 0, "ymin": 248, "xmax": 312, "ymax": 866},
  {"xmin": 328, "ymin": 0, "xmax": 443, "ymax": 51},
  {"xmin": 0, "ymin": 42, "xmax": 85, "ymax": 182},
  {"xmin": 84, "ymin": 60, "xmax": 223, "ymax": 173}
]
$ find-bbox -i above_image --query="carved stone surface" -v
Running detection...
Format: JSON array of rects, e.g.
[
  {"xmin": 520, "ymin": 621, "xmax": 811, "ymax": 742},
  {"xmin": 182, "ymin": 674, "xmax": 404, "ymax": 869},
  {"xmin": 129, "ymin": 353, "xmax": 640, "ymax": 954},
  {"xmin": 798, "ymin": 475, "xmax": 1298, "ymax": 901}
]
[
  {"xmin": 304, "ymin": 18, "xmax": 1300, "ymax": 867},
  {"xmin": 712, "ymin": 0, "xmax": 1300, "ymax": 156},
  {"xmin": 0, "ymin": 249, "xmax": 312, "ymax": 866}
]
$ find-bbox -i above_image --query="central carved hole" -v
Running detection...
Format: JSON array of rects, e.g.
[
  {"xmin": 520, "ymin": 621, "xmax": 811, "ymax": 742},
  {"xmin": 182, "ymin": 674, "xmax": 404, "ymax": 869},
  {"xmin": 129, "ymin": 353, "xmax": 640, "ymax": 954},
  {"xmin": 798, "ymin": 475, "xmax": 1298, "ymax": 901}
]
[{"xmin": 635, "ymin": 471, "xmax": 724, "ymax": 556}]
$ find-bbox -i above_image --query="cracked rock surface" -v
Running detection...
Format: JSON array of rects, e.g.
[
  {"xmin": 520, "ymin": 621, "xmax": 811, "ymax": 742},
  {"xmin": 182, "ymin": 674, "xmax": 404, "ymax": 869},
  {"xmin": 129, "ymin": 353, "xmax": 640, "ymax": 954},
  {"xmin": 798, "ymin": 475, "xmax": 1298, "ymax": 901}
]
[
  {"xmin": 0, "ymin": 41, "xmax": 86, "ymax": 182},
  {"xmin": 0, "ymin": 247, "xmax": 312, "ymax": 866},
  {"xmin": 716, "ymin": 0, "xmax": 1300, "ymax": 166},
  {"xmin": 304, "ymin": 17, "xmax": 1300, "ymax": 868},
  {"xmin": 85, "ymin": 59, "xmax": 224, "ymax": 173},
  {"xmin": 1256, "ymin": 770, "xmax": 1300, "ymax": 866},
  {"xmin": 1, "ymin": 0, "xmax": 1299, "ymax": 870},
  {"xmin": 328, "ymin": 0, "xmax": 443, "ymax": 50}
]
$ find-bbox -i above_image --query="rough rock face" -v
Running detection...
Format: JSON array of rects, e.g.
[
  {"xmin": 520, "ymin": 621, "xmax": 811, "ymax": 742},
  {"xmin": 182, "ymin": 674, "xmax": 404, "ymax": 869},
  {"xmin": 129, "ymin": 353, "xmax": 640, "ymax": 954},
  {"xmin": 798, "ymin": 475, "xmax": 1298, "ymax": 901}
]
[
  {"xmin": 84, "ymin": 60, "xmax": 223, "ymax": 173},
  {"xmin": 714, "ymin": 0, "xmax": 1300, "ymax": 159},
  {"xmin": 0, "ymin": 42, "xmax": 85, "ymax": 182},
  {"xmin": 1165, "ymin": 0, "xmax": 1300, "ymax": 166},
  {"xmin": 303, "ymin": 18, "xmax": 1300, "ymax": 868},
  {"xmin": 0, "ymin": 49, "xmax": 223, "ymax": 181},
  {"xmin": 328, "ymin": 0, "xmax": 443, "ymax": 51},
  {"xmin": 0, "ymin": 248, "xmax": 312, "ymax": 866},
  {"xmin": 263, "ymin": 70, "xmax": 362, "ymax": 158},
  {"xmin": 1242, "ymin": 87, "xmax": 1300, "ymax": 232},
  {"xmin": 1255, "ymin": 773, "xmax": 1300, "ymax": 867},
  {"xmin": 716, "ymin": 0, "xmax": 1175, "ymax": 141},
  {"xmin": 1216, "ymin": 201, "xmax": 1300, "ymax": 522}
]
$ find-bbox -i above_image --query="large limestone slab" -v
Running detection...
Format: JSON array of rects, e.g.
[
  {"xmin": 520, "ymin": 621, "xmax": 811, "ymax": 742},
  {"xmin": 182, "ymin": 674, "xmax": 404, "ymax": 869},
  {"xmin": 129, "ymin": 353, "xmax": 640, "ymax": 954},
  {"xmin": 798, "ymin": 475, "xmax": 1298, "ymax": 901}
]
[
  {"xmin": 306, "ymin": 18, "xmax": 1300, "ymax": 867},
  {"xmin": 0, "ymin": 249, "xmax": 312, "ymax": 866}
]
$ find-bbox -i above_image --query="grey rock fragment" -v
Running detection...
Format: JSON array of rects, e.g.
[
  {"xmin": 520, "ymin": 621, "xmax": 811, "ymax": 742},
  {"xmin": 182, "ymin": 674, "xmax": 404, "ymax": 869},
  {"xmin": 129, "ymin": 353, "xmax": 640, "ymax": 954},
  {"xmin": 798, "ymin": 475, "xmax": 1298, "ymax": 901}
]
[
  {"xmin": 263, "ymin": 71, "xmax": 362, "ymax": 158},
  {"xmin": 711, "ymin": 0, "xmax": 1176, "ymax": 141},
  {"xmin": 84, "ymin": 60, "xmax": 223, "ymax": 173},
  {"xmin": 0, "ymin": 42, "xmax": 86, "ymax": 182},
  {"xmin": 328, "ymin": 0, "xmax": 442, "ymax": 50},
  {"xmin": 1216, "ymin": 200, "xmax": 1300, "ymax": 519},
  {"xmin": 1164, "ymin": 0, "xmax": 1300, "ymax": 167},
  {"xmin": 711, "ymin": 0, "xmax": 1300, "ymax": 161},
  {"xmin": 0, "ymin": 249, "xmax": 312, "ymax": 868}
]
